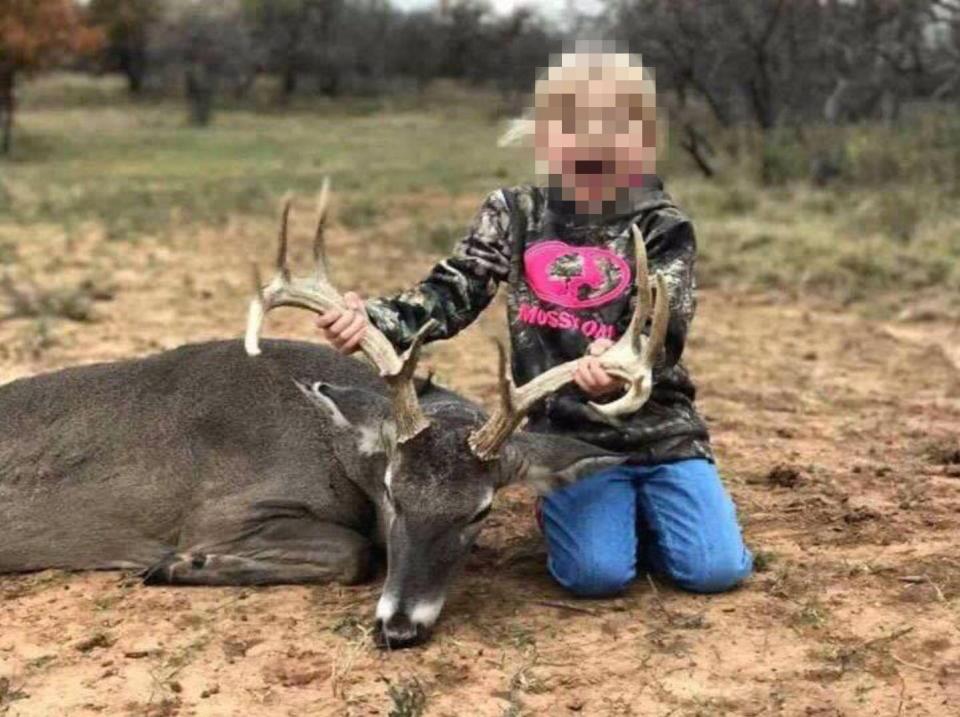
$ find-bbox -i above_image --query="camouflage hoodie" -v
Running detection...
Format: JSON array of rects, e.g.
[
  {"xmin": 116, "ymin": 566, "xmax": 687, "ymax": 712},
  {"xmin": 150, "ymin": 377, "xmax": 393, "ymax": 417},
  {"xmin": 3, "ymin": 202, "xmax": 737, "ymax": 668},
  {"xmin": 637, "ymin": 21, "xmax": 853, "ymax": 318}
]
[{"xmin": 365, "ymin": 178, "xmax": 713, "ymax": 465}]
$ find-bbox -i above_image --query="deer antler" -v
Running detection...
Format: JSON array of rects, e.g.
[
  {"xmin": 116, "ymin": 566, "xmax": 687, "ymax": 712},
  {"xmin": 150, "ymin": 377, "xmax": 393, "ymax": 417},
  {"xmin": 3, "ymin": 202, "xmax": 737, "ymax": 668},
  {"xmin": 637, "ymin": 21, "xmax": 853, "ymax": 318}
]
[
  {"xmin": 468, "ymin": 224, "xmax": 669, "ymax": 461},
  {"xmin": 245, "ymin": 179, "xmax": 435, "ymax": 443}
]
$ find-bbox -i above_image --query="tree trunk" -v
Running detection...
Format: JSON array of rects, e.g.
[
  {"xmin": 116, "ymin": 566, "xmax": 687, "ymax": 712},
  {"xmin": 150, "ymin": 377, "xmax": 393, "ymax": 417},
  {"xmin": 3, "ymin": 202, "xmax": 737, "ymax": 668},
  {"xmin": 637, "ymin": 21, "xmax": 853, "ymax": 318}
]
[
  {"xmin": 679, "ymin": 123, "xmax": 717, "ymax": 179},
  {"xmin": 185, "ymin": 64, "xmax": 214, "ymax": 127},
  {"xmin": 317, "ymin": 67, "xmax": 341, "ymax": 98},
  {"xmin": 0, "ymin": 68, "xmax": 15, "ymax": 156},
  {"xmin": 121, "ymin": 49, "xmax": 147, "ymax": 95},
  {"xmin": 745, "ymin": 77, "xmax": 776, "ymax": 131},
  {"xmin": 691, "ymin": 78, "xmax": 733, "ymax": 128},
  {"xmin": 127, "ymin": 70, "xmax": 144, "ymax": 95},
  {"xmin": 282, "ymin": 65, "xmax": 298, "ymax": 97}
]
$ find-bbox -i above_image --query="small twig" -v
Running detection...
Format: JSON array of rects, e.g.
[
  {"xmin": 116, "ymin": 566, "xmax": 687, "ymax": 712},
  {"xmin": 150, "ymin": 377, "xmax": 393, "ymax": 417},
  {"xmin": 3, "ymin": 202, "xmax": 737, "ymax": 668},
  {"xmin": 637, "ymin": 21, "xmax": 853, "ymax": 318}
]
[
  {"xmin": 891, "ymin": 652, "xmax": 936, "ymax": 673},
  {"xmin": 896, "ymin": 669, "xmax": 907, "ymax": 716},
  {"xmin": 863, "ymin": 626, "xmax": 914, "ymax": 650},
  {"xmin": 645, "ymin": 573, "xmax": 676, "ymax": 624},
  {"xmin": 532, "ymin": 599, "xmax": 598, "ymax": 616}
]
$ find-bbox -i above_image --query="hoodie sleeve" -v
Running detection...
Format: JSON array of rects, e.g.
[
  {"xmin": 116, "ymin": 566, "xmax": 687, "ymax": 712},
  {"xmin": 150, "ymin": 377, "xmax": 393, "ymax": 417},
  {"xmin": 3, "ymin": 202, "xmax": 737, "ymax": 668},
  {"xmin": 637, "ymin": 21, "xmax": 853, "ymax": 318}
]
[
  {"xmin": 637, "ymin": 206, "xmax": 698, "ymax": 369},
  {"xmin": 364, "ymin": 189, "xmax": 512, "ymax": 351}
]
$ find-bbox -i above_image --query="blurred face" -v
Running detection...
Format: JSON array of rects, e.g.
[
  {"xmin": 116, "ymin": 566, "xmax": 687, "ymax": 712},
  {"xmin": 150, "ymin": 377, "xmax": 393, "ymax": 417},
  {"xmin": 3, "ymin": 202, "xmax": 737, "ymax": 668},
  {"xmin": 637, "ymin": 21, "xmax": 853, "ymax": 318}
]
[{"xmin": 533, "ymin": 65, "xmax": 658, "ymax": 216}]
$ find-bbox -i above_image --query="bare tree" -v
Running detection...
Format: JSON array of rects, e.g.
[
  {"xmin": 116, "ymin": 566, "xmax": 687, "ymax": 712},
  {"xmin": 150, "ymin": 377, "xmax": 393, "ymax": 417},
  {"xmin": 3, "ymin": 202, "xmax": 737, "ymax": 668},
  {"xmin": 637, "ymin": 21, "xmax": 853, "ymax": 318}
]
[
  {"xmin": 242, "ymin": 0, "xmax": 344, "ymax": 99},
  {"xmin": 88, "ymin": 0, "xmax": 159, "ymax": 94},
  {"xmin": 151, "ymin": 0, "xmax": 256, "ymax": 126},
  {"xmin": 603, "ymin": 0, "xmax": 958, "ymax": 179}
]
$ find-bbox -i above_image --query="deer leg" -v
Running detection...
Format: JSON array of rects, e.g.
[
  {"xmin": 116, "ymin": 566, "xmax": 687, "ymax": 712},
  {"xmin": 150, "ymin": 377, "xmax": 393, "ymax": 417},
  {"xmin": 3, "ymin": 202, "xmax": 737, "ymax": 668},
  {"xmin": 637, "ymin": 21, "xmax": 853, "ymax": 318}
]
[{"xmin": 142, "ymin": 519, "xmax": 374, "ymax": 587}]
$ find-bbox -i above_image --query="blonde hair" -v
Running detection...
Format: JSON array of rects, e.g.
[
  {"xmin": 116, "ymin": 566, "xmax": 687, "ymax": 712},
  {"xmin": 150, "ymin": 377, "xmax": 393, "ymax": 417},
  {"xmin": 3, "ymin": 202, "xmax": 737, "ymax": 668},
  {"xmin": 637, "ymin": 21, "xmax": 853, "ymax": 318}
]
[{"xmin": 499, "ymin": 41, "xmax": 656, "ymax": 148}]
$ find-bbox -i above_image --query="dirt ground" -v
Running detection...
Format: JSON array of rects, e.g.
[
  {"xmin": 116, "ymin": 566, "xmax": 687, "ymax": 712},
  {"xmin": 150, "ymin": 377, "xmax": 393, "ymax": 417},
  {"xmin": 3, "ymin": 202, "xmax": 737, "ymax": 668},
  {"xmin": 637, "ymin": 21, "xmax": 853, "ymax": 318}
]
[{"xmin": 1, "ymin": 206, "xmax": 959, "ymax": 716}]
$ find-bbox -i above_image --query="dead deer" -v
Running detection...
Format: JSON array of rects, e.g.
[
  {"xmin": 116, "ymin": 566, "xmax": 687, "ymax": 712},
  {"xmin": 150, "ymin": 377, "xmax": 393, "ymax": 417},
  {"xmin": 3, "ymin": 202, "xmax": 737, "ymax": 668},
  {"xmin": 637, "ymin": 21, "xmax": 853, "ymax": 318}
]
[{"xmin": 0, "ymin": 181, "xmax": 668, "ymax": 648}]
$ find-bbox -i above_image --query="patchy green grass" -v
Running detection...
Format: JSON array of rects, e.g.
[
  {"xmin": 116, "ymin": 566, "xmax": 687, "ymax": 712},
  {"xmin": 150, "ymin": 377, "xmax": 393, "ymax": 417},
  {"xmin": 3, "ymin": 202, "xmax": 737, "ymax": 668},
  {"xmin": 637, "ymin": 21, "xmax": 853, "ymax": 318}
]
[
  {"xmin": 2, "ymin": 105, "xmax": 527, "ymax": 238},
  {"xmin": 687, "ymin": 177, "xmax": 960, "ymax": 313},
  {"xmin": 3, "ymin": 75, "xmax": 530, "ymax": 246},
  {"xmin": 2, "ymin": 75, "xmax": 959, "ymax": 318}
]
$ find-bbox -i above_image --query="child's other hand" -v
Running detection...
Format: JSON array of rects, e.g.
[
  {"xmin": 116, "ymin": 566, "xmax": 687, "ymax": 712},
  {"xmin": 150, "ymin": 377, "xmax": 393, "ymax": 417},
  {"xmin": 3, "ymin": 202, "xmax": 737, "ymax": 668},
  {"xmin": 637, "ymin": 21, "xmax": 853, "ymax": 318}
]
[
  {"xmin": 316, "ymin": 291, "xmax": 368, "ymax": 354},
  {"xmin": 574, "ymin": 339, "xmax": 623, "ymax": 398}
]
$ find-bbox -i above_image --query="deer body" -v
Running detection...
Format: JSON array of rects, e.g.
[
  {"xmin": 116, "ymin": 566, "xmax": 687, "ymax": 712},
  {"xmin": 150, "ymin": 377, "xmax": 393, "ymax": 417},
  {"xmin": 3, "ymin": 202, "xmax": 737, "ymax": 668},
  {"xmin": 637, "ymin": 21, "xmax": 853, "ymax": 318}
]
[
  {"xmin": 1, "ymin": 184, "xmax": 670, "ymax": 647},
  {"xmin": 0, "ymin": 340, "xmax": 384, "ymax": 580},
  {"xmin": 0, "ymin": 337, "xmax": 619, "ymax": 646}
]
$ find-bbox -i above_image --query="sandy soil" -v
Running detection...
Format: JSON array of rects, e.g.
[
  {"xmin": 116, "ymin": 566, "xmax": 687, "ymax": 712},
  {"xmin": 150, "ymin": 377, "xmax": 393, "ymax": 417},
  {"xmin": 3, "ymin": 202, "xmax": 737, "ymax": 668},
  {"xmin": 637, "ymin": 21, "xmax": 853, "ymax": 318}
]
[{"xmin": 1, "ymin": 207, "xmax": 959, "ymax": 716}]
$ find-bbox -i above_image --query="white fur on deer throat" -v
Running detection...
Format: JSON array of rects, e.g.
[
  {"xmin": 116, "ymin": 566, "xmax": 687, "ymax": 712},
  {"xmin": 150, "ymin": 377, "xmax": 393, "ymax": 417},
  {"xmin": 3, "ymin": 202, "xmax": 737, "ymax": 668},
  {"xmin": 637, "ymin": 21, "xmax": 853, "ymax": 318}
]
[
  {"xmin": 480, "ymin": 487, "xmax": 494, "ymax": 511},
  {"xmin": 372, "ymin": 462, "xmax": 398, "ymax": 546},
  {"xmin": 360, "ymin": 420, "xmax": 394, "ymax": 457},
  {"xmin": 358, "ymin": 425, "xmax": 382, "ymax": 456},
  {"xmin": 381, "ymin": 463, "xmax": 398, "ymax": 524},
  {"xmin": 384, "ymin": 463, "xmax": 394, "ymax": 491}
]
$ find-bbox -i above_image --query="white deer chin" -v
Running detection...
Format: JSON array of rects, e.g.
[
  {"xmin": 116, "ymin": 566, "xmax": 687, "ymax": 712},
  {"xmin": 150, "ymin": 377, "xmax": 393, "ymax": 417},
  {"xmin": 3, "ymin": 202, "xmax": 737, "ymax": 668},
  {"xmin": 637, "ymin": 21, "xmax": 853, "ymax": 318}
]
[{"xmin": 375, "ymin": 592, "xmax": 446, "ymax": 629}]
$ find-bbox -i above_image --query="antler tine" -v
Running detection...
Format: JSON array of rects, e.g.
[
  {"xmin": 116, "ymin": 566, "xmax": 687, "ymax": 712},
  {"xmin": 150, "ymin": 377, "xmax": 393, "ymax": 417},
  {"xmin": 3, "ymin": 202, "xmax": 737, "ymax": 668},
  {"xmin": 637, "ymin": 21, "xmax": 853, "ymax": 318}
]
[
  {"xmin": 251, "ymin": 262, "xmax": 264, "ymax": 297},
  {"xmin": 468, "ymin": 222, "xmax": 670, "ymax": 460},
  {"xmin": 467, "ymin": 340, "xmax": 525, "ymax": 461},
  {"xmin": 585, "ymin": 225, "xmax": 668, "ymax": 418},
  {"xmin": 384, "ymin": 318, "xmax": 439, "ymax": 441},
  {"xmin": 277, "ymin": 196, "xmax": 293, "ymax": 282},
  {"xmin": 394, "ymin": 319, "xmax": 440, "ymax": 383},
  {"xmin": 494, "ymin": 340, "xmax": 515, "ymax": 415},
  {"xmin": 313, "ymin": 177, "xmax": 331, "ymax": 282},
  {"xmin": 626, "ymin": 224, "xmax": 653, "ymax": 353},
  {"xmin": 642, "ymin": 273, "xmax": 669, "ymax": 365},
  {"xmin": 245, "ymin": 263, "xmax": 267, "ymax": 356},
  {"xmin": 244, "ymin": 180, "xmax": 433, "ymax": 443}
]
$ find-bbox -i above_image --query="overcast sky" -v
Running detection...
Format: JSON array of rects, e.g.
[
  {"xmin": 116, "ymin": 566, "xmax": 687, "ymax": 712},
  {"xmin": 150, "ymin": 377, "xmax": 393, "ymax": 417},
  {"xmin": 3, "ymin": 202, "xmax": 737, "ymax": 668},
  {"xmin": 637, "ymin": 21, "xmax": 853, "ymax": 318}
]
[{"xmin": 392, "ymin": 0, "xmax": 606, "ymax": 20}]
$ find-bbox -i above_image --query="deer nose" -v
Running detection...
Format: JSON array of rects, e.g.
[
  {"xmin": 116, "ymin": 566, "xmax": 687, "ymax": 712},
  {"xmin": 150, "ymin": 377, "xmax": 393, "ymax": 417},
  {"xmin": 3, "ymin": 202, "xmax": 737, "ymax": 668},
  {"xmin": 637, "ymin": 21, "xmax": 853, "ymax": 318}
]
[{"xmin": 374, "ymin": 613, "xmax": 428, "ymax": 650}]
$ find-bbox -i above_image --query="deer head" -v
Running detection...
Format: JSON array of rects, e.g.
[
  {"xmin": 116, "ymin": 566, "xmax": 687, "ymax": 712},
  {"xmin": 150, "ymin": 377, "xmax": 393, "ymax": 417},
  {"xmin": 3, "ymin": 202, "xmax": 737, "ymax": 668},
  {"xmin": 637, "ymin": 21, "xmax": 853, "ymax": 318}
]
[{"xmin": 245, "ymin": 181, "xmax": 669, "ymax": 648}]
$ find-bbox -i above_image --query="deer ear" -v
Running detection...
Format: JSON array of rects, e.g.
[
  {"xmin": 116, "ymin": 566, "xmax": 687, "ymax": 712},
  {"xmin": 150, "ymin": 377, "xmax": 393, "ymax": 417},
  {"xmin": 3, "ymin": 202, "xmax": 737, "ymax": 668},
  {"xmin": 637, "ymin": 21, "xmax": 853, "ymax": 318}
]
[
  {"xmin": 294, "ymin": 379, "xmax": 396, "ymax": 456},
  {"xmin": 498, "ymin": 432, "xmax": 628, "ymax": 493}
]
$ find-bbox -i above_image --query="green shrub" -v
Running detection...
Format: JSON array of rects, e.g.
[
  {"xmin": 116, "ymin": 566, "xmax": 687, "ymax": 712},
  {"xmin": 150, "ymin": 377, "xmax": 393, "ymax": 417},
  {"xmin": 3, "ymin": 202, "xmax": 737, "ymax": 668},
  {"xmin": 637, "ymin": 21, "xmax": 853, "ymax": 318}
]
[{"xmin": 758, "ymin": 136, "xmax": 807, "ymax": 185}]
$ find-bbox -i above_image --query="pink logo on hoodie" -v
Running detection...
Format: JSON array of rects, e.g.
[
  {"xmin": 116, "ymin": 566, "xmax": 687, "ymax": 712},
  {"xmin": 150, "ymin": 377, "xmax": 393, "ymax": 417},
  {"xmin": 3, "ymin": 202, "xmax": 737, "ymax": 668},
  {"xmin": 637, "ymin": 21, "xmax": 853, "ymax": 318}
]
[{"xmin": 523, "ymin": 241, "xmax": 632, "ymax": 309}]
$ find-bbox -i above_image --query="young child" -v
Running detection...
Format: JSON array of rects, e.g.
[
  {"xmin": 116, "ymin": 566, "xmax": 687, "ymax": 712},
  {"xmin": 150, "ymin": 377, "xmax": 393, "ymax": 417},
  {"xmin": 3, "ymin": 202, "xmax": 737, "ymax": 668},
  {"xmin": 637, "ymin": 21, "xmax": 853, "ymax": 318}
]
[{"xmin": 317, "ymin": 47, "xmax": 753, "ymax": 597}]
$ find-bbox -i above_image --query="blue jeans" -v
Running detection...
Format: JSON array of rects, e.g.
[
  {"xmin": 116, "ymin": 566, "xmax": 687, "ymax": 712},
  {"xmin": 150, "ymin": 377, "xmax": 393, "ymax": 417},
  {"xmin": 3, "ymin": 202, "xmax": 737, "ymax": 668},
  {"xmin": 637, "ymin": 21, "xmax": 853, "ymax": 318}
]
[{"xmin": 541, "ymin": 459, "xmax": 753, "ymax": 597}]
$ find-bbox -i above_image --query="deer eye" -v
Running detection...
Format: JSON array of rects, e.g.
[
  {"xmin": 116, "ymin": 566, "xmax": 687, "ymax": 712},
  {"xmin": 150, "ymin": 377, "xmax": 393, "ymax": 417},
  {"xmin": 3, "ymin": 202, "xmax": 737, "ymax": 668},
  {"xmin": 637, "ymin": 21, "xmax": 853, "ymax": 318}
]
[{"xmin": 470, "ymin": 505, "xmax": 492, "ymax": 525}]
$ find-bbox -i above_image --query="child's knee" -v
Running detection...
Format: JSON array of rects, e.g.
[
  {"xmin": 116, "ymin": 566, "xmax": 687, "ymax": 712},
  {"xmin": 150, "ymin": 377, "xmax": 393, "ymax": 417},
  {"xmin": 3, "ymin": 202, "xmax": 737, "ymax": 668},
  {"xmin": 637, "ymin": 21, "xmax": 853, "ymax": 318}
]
[
  {"xmin": 664, "ymin": 547, "xmax": 753, "ymax": 594},
  {"xmin": 541, "ymin": 467, "xmax": 639, "ymax": 598},
  {"xmin": 549, "ymin": 549, "xmax": 635, "ymax": 598}
]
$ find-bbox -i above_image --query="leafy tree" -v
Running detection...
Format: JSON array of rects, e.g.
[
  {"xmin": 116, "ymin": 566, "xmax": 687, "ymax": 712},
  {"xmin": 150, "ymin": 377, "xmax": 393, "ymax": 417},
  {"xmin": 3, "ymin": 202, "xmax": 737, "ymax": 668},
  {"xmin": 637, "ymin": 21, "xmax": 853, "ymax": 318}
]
[{"xmin": 0, "ymin": 0, "xmax": 102, "ymax": 154}]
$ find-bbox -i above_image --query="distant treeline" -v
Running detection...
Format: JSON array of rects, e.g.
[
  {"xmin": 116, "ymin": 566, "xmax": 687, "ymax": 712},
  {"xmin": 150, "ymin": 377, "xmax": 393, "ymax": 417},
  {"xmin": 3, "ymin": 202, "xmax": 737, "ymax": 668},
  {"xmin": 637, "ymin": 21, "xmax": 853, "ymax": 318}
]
[
  {"xmin": 90, "ymin": 0, "xmax": 559, "ymax": 122},
  {"xmin": 3, "ymin": 1, "xmax": 960, "ymax": 173}
]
